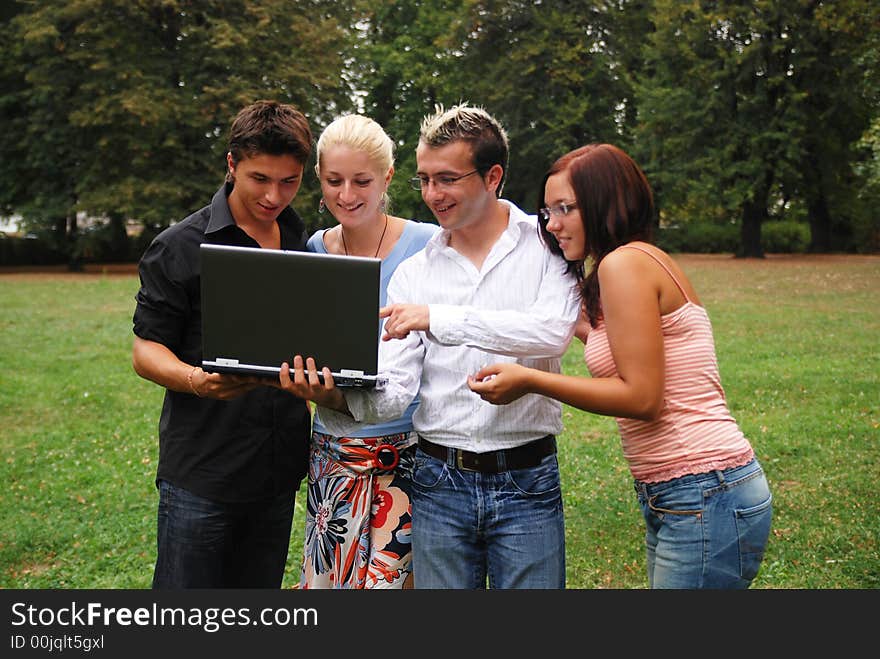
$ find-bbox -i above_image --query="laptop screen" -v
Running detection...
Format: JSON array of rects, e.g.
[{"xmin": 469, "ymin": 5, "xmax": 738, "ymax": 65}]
[{"xmin": 199, "ymin": 243, "xmax": 382, "ymax": 387}]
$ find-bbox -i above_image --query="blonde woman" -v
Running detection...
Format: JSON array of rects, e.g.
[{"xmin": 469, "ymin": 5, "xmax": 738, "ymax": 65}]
[{"xmin": 301, "ymin": 115, "xmax": 438, "ymax": 588}]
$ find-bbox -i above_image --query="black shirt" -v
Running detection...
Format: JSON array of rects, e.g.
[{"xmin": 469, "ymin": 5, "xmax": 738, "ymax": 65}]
[{"xmin": 133, "ymin": 183, "xmax": 311, "ymax": 502}]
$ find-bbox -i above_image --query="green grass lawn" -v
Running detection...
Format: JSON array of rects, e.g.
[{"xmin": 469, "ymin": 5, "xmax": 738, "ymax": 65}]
[{"xmin": 1, "ymin": 254, "xmax": 877, "ymax": 588}]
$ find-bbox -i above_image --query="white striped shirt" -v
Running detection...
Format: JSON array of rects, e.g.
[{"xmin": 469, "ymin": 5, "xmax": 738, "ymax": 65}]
[{"xmin": 319, "ymin": 200, "xmax": 581, "ymax": 452}]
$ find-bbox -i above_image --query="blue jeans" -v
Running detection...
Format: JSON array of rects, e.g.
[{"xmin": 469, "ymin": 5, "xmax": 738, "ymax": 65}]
[
  {"xmin": 635, "ymin": 458, "xmax": 773, "ymax": 589},
  {"xmin": 410, "ymin": 449, "xmax": 565, "ymax": 589},
  {"xmin": 152, "ymin": 480, "xmax": 296, "ymax": 589}
]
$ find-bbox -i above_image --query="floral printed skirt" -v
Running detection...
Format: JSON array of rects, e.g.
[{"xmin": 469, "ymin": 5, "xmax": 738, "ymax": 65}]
[{"xmin": 299, "ymin": 431, "xmax": 416, "ymax": 589}]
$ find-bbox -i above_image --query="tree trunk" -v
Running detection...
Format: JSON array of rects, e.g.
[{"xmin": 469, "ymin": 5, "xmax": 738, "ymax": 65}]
[
  {"xmin": 737, "ymin": 172, "xmax": 771, "ymax": 258},
  {"xmin": 739, "ymin": 199, "xmax": 765, "ymax": 258},
  {"xmin": 66, "ymin": 213, "xmax": 82, "ymax": 272},
  {"xmin": 807, "ymin": 187, "xmax": 833, "ymax": 253},
  {"xmin": 800, "ymin": 143, "xmax": 834, "ymax": 253},
  {"xmin": 52, "ymin": 216, "xmax": 66, "ymax": 244},
  {"xmin": 107, "ymin": 213, "xmax": 130, "ymax": 260}
]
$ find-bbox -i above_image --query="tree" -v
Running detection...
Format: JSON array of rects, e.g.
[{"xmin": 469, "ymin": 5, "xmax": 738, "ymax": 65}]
[
  {"xmin": 3, "ymin": 0, "xmax": 876, "ymax": 262},
  {"xmin": 636, "ymin": 1, "xmax": 808, "ymax": 257},
  {"xmin": 356, "ymin": 0, "xmax": 652, "ymax": 217},
  {"xmin": 636, "ymin": 0, "xmax": 878, "ymax": 256},
  {"xmin": 448, "ymin": 0, "xmax": 649, "ymax": 211},
  {"xmin": 778, "ymin": 1, "xmax": 878, "ymax": 252},
  {"xmin": 0, "ymin": 0, "xmax": 357, "ymax": 267},
  {"xmin": 0, "ymin": 2, "xmax": 93, "ymax": 267},
  {"xmin": 854, "ymin": 17, "xmax": 880, "ymax": 253}
]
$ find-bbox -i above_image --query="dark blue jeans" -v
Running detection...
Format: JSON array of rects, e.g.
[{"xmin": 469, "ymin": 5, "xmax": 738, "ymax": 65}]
[{"xmin": 152, "ymin": 479, "xmax": 296, "ymax": 589}]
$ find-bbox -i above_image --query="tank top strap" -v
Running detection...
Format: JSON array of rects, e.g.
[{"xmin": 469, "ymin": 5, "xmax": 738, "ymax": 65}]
[{"xmin": 618, "ymin": 244, "xmax": 692, "ymax": 303}]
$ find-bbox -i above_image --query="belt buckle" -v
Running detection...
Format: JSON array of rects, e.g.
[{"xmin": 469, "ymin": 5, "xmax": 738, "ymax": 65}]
[{"xmin": 455, "ymin": 449, "xmax": 480, "ymax": 472}]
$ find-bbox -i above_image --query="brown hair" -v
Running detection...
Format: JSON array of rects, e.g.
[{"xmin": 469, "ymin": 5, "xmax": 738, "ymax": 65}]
[
  {"xmin": 420, "ymin": 103, "xmax": 509, "ymax": 197},
  {"xmin": 227, "ymin": 100, "xmax": 313, "ymax": 180},
  {"xmin": 537, "ymin": 143, "xmax": 655, "ymax": 327}
]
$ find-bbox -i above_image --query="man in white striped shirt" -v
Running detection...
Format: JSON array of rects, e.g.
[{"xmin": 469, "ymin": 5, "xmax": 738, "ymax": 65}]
[{"xmin": 281, "ymin": 104, "xmax": 581, "ymax": 589}]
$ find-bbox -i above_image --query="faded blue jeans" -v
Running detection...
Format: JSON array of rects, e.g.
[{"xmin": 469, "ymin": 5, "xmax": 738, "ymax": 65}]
[
  {"xmin": 152, "ymin": 479, "xmax": 295, "ymax": 589},
  {"xmin": 635, "ymin": 457, "xmax": 773, "ymax": 589},
  {"xmin": 410, "ymin": 449, "xmax": 565, "ymax": 589}
]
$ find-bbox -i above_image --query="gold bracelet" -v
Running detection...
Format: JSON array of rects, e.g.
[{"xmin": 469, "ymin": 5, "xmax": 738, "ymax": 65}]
[{"xmin": 187, "ymin": 366, "xmax": 202, "ymax": 397}]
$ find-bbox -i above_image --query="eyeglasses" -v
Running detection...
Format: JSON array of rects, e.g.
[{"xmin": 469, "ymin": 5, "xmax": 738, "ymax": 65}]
[
  {"xmin": 538, "ymin": 201, "xmax": 578, "ymax": 223},
  {"xmin": 410, "ymin": 169, "xmax": 480, "ymax": 191}
]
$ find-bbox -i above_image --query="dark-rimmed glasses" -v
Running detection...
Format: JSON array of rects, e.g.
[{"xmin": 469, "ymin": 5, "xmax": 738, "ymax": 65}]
[{"xmin": 410, "ymin": 169, "xmax": 480, "ymax": 191}]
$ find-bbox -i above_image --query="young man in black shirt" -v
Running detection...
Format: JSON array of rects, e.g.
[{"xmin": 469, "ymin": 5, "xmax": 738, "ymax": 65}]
[{"xmin": 132, "ymin": 100, "xmax": 312, "ymax": 588}]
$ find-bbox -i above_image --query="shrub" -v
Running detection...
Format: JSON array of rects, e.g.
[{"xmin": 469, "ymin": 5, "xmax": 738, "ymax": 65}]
[
  {"xmin": 0, "ymin": 235, "xmax": 66, "ymax": 266},
  {"xmin": 761, "ymin": 221, "xmax": 810, "ymax": 253},
  {"xmin": 73, "ymin": 219, "xmax": 133, "ymax": 262},
  {"xmin": 657, "ymin": 222, "xmax": 738, "ymax": 253}
]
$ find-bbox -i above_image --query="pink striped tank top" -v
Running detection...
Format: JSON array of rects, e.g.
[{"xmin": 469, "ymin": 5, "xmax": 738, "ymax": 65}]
[{"xmin": 584, "ymin": 244, "xmax": 753, "ymax": 483}]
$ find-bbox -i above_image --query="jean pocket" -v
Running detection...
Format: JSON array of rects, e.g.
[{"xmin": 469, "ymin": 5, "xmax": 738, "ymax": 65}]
[
  {"xmin": 411, "ymin": 452, "xmax": 446, "ymax": 489},
  {"xmin": 735, "ymin": 493, "xmax": 773, "ymax": 582},
  {"xmin": 644, "ymin": 482, "xmax": 704, "ymax": 520},
  {"xmin": 507, "ymin": 454, "xmax": 561, "ymax": 496}
]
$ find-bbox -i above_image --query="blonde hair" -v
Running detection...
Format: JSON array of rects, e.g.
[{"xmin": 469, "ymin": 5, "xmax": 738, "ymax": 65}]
[
  {"xmin": 316, "ymin": 114, "xmax": 395, "ymax": 210},
  {"xmin": 316, "ymin": 114, "xmax": 395, "ymax": 176}
]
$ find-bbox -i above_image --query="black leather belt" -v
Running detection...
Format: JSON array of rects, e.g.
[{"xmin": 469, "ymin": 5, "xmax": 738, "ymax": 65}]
[{"xmin": 417, "ymin": 435, "xmax": 556, "ymax": 473}]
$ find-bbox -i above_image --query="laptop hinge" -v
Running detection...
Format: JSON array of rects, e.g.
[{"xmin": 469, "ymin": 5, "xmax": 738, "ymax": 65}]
[
  {"xmin": 339, "ymin": 369, "xmax": 365, "ymax": 377},
  {"xmin": 216, "ymin": 358, "xmax": 240, "ymax": 366}
]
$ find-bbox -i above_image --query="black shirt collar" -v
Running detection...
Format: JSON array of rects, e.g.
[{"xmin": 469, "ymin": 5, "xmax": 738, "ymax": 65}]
[
  {"xmin": 205, "ymin": 182, "xmax": 239, "ymax": 235},
  {"xmin": 205, "ymin": 182, "xmax": 306, "ymax": 245}
]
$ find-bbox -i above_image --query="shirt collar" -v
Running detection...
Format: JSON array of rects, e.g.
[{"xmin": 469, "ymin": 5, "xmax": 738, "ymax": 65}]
[
  {"xmin": 423, "ymin": 199, "xmax": 536, "ymax": 257},
  {"xmin": 205, "ymin": 182, "xmax": 239, "ymax": 235},
  {"xmin": 502, "ymin": 198, "xmax": 538, "ymax": 234},
  {"xmin": 205, "ymin": 181, "xmax": 305, "ymax": 241}
]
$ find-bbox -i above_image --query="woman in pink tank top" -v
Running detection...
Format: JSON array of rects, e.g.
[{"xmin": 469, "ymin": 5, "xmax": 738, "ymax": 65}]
[{"xmin": 469, "ymin": 143, "xmax": 772, "ymax": 589}]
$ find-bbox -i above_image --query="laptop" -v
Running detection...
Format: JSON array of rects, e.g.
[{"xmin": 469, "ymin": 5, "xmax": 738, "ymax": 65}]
[{"xmin": 200, "ymin": 243, "xmax": 385, "ymax": 388}]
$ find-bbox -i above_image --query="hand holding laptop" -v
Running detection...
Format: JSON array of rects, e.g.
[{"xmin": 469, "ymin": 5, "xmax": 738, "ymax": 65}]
[
  {"xmin": 276, "ymin": 355, "xmax": 352, "ymax": 415},
  {"xmin": 200, "ymin": 244, "xmax": 384, "ymax": 388},
  {"xmin": 189, "ymin": 367, "xmax": 265, "ymax": 400}
]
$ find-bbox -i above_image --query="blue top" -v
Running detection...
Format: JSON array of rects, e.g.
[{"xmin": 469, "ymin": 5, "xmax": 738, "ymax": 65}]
[{"xmin": 307, "ymin": 219, "xmax": 439, "ymax": 437}]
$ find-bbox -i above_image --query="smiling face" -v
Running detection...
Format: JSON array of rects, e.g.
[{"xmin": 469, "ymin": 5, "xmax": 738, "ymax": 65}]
[
  {"xmin": 226, "ymin": 152, "xmax": 304, "ymax": 229},
  {"xmin": 415, "ymin": 140, "xmax": 498, "ymax": 232},
  {"xmin": 318, "ymin": 144, "xmax": 391, "ymax": 230},
  {"xmin": 542, "ymin": 170, "xmax": 586, "ymax": 261}
]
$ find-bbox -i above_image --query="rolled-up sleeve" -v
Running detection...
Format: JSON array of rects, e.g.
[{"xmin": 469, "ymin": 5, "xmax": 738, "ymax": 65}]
[{"xmin": 132, "ymin": 238, "xmax": 190, "ymax": 350}]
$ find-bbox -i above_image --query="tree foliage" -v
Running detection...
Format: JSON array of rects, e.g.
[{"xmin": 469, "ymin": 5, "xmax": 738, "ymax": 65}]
[
  {"xmin": 355, "ymin": 0, "xmax": 653, "ymax": 218},
  {"xmin": 448, "ymin": 0, "xmax": 649, "ymax": 211},
  {"xmin": 635, "ymin": 0, "xmax": 878, "ymax": 257},
  {"xmin": 0, "ymin": 0, "xmax": 357, "ymax": 265},
  {"xmin": 352, "ymin": 0, "xmax": 472, "ymax": 222},
  {"xmin": 1, "ymin": 0, "xmax": 877, "ymax": 262}
]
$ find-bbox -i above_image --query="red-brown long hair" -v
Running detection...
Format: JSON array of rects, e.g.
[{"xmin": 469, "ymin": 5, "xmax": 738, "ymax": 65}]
[{"xmin": 538, "ymin": 144, "xmax": 655, "ymax": 327}]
